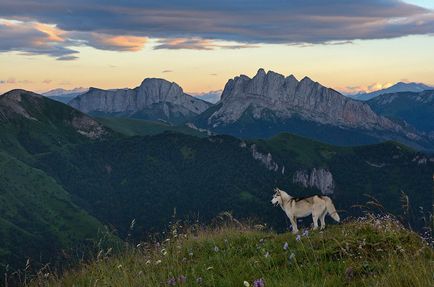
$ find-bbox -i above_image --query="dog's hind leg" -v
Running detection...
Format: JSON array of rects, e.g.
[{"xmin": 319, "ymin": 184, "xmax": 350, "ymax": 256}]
[{"xmin": 312, "ymin": 213, "xmax": 319, "ymax": 230}]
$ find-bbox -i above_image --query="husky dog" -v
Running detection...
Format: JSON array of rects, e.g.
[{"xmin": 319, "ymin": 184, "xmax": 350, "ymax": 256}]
[{"xmin": 271, "ymin": 188, "xmax": 340, "ymax": 233}]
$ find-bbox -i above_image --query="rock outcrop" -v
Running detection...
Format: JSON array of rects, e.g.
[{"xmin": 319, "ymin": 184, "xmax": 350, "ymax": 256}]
[
  {"xmin": 250, "ymin": 144, "xmax": 279, "ymax": 172},
  {"xmin": 69, "ymin": 78, "xmax": 212, "ymax": 124},
  {"xmin": 293, "ymin": 168, "xmax": 335, "ymax": 195}
]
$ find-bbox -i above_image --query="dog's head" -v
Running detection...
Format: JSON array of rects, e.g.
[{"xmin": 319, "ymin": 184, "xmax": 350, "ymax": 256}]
[{"xmin": 271, "ymin": 188, "xmax": 282, "ymax": 206}]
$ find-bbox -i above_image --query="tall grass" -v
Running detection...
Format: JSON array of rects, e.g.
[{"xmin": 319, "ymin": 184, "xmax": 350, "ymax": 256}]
[{"xmin": 31, "ymin": 214, "xmax": 433, "ymax": 287}]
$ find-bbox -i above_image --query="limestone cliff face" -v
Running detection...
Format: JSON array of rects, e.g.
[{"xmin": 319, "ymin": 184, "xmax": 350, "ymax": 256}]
[
  {"xmin": 69, "ymin": 78, "xmax": 212, "ymax": 124},
  {"xmin": 207, "ymin": 69, "xmax": 419, "ymax": 140},
  {"xmin": 293, "ymin": 168, "xmax": 335, "ymax": 195}
]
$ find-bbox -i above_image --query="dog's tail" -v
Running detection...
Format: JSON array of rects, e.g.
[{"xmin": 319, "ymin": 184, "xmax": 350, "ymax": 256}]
[{"xmin": 325, "ymin": 197, "xmax": 340, "ymax": 222}]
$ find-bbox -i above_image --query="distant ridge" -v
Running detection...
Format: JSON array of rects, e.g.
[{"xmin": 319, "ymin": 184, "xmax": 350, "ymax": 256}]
[{"xmin": 348, "ymin": 82, "xmax": 433, "ymax": 101}]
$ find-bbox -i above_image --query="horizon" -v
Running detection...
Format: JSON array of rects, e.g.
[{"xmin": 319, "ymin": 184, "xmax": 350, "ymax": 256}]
[{"xmin": 1, "ymin": 0, "xmax": 434, "ymax": 94}]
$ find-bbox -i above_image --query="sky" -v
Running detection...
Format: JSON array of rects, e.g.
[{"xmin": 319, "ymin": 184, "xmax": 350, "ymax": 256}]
[{"xmin": 0, "ymin": 0, "xmax": 433, "ymax": 95}]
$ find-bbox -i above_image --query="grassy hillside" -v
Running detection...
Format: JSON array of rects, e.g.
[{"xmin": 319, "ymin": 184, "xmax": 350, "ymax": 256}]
[
  {"xmin": 0, "ymin": 152, "xmax": 110, "ymax": 273},
  {"xmin": 0, "ymin": 91, "xmax": 116, "ymax": 277},
  {"xmin": 96, "ymin": 117, "xmax": 206, "ymax": 137},
  {"xmin": 34, "ymin": 216, "xmax": 433, "ymax": 287}
]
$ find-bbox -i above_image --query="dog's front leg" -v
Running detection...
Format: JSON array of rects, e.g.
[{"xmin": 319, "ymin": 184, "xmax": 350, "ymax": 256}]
[{"xmin": 289, "ymin": 215, "xmax": 298, "ymax": 234}]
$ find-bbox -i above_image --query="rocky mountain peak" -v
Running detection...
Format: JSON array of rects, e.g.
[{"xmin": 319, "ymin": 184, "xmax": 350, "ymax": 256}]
[
  {"xmin": 69, "ymin": 77, "xmax": 212, "ymax": 124},
  {"xmin": 204, "ymin": 69, "xmax": 422, "ymax": 144}
]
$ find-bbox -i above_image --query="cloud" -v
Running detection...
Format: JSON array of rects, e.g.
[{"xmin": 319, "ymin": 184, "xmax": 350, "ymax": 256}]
[
  {"xmin": 74, "ymin": 32, "xmax": 148, "ymax": 51},
  {"xmin": 155, "ymin": 38, "xmax": 257, "ymax": 50},
  {"xmin": 42, "ymin": 79, "xmax": 52, "ymax": 84},
  {"xmin": 0, "ymin": 0, "xmax": 433, "ymax": 56},
  {"xmin": 0, "ymin": 19, "xmax": 78, "ymax": 60},
  {"xmin": 340, "ymin": 82, "xmax": 394, "ymax": 94},
  {"xmin": 162, "ymin": 70, "xmax": 173, "ymax": 73},
  {"xmin": 0, "ymin": 78, "xmax": 33, "ymax": 85}
]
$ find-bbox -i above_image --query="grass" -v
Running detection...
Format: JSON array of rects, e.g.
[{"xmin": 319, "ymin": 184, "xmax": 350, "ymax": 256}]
[{"xmin": 32, "ymin": 215, "xmax": 433, "ymax": 287}]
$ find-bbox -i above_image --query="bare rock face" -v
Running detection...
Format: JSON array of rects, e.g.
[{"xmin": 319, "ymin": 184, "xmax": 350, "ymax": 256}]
[
  {"xmin": 69, "ymin": 78, "xmax": 212, "ymax": 124},
  {"xmin": 207, "ymin": 69, "xmax": 419, "ymax": 140},
  {"xmin": 293, "ymin": 168, "xmax": 335, "ymax": 195},
  {"xmin": 250, "ymin": 144, "xmax": 279, "ymax": 172}
]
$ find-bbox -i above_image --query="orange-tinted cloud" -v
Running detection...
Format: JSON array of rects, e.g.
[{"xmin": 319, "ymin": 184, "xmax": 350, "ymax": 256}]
[
  {"xmin": 34, "ymin": 23, "xmax": 65, "ymax": 42},
  {"xmin": 340, "ymin": 82, "xmax": 394, "ymax": 95},
  {"xmin": 154, "ymin": 38, "xmax": 257, "ymax": 50},
  {"xmin": 87, "ymin": 34, "xmax": 148, "ymax": 51}
]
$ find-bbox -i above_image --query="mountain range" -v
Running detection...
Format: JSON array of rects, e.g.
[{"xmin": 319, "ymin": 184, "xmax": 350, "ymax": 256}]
[
  {"xmin": 63, "ymin": 69, "xmax": 434, "ymax": 151},
  {"xmin": 348, "ymin": 82, "xmax": 433, "ymax": 101},
  {"xmin": 1, "ymin": 73, "xmax": 433, "ymax": 277}
]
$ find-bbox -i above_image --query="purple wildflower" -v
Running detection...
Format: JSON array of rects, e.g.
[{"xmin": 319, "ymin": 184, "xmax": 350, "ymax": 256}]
[
  {"xmin": 283, "ymin": 242, "xmax": 289, "ymax": 250},
  {"xmin": 253, "ymin": 278, "xmax": 265, "ymax": 287},
  {"xmin": 302, "ymin": 230, "xmax": 309, "ymax": 237},
  {"xmin": 167, "ymin": 277, "xmax": 176, "ymax": 286},
  {"xmin": 296, "ymin": 234, "xmax": 301, "ymax": 241}
]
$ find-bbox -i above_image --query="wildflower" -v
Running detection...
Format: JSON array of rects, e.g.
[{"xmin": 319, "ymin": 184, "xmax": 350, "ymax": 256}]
[
  {"xmin": 302, "ymin": 230, "xmax": 309, "ymax": 237},
  {"xmin": 117, "ymin": 264, "xmax": 122, "ymax": 269},
  {"xmin": 253, "ymin": 278, "xmax": 265, "ymax": 287},
  {"xmin": 259, "ymin": 238, "xmax": 264, "ymax": 243},
  {"xmin": 178, "ymin": 275, "xmax": 187, "ymax": 284},
  {"xmin": 161, "ymin": 248, "xmax": 168, "ymax": 256},
  {"xmin": 288, "ymin": 253, "xmax": 295, "ymax": 262},
  {"xmin": 167, "ymin": 277, "xmax": 176, "ymax": 286},
  {"xmin": 243, "ymin": 281, "xmax": 250, "ymax": 287},
  {"xmin": 283, "ymin": 242, "xmax": 289, "ymax": 250},
  {"xmin": 145, "ymin": 260, "xmax": 151, "ymax": 265},
  {"xmin": 155, "ymin": 260, "xmax": 162, "ymax": 265},
  {"xmin": 196, "ymin": 277, "xmax": 203, "ymax": 284},
  {"xmin": 264, "ymin": 251, "xmax": 270, "ymax": 258},
  {"xmin": 188, "ymin": 251, "xmax": 194, "ymax": 257},
  {"xmin": 345, "ymin": 267, "xmax": 354, "ymax": 282},
  {"xmin": 213, "ymin": 246, "xmax": 219, "ymax": 252},
  {"xmin": 296, "ymin": 235, "xmax": 301, "ymax": 241}
]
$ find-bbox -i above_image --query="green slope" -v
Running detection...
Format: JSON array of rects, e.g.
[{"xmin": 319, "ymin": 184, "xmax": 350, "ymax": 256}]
[
  {"xmin": 96, "ymin": 117, "xmax": 206, "ymax": 137},
  {"xmin": 0, "ymin": 90, "xmax": 116, "ymax": 276},
  {"xmin": 0, "ymin": 151, "xmax": 108, "ymax": 272}
]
